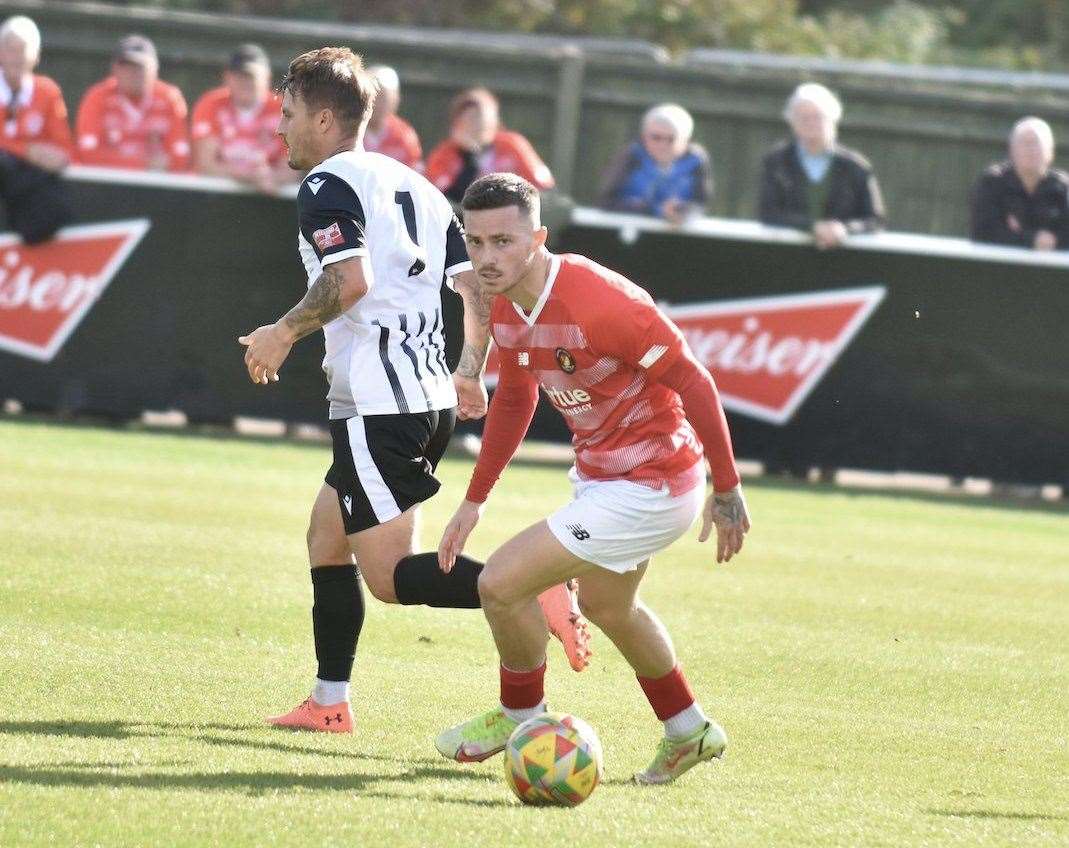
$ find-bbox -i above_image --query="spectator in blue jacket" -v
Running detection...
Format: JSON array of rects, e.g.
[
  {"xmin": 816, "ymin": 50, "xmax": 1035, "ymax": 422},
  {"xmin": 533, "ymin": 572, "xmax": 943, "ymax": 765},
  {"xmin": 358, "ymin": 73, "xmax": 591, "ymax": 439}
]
[{"xmin": 598, "ymin": 103, "xmax": 712, "ymax": 224}]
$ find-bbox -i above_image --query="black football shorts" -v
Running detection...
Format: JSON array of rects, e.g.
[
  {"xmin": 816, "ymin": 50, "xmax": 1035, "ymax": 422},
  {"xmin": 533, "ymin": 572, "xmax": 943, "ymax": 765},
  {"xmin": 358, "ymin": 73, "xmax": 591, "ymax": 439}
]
[{"xmin": 325, "ymin": 408, "xmax": 455, "ymax": 535}]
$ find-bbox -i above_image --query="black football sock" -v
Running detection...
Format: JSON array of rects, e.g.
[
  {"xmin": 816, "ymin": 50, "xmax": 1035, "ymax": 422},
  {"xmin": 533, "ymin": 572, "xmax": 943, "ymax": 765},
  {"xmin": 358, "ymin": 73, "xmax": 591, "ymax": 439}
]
[
  {"xmin": 311, "ymin": 564, "xmax": 365, "ymax": 681},
  {"xmin": 393, "ymin": 552, "xmax": 483, "ymax": 609}
]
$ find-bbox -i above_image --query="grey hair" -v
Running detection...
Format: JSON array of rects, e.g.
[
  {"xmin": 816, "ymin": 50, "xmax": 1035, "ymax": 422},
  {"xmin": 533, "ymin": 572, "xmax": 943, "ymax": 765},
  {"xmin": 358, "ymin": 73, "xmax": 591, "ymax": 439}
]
[
  {"xmin": 1011, "ymin": 116, "xmax": 1055, "ymax": 155},
  {"xmin": 0, "ymin": 15, "xmax": 41, "ymax": 62},
  {"xmin": 642, "ymin": 103, "xmax": 694, "ymax": 145},
  {"xmin": 784, "ymin": 82, "xmax": 842, "ymax": 124}
]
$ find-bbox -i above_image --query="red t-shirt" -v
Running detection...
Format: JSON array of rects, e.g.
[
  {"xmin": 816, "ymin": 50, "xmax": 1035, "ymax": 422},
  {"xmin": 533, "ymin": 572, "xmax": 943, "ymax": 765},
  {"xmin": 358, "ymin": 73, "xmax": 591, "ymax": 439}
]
[
  {"xmin": 190, "ymin": 86, "xmax": 284, "ymax": 175},
  {"xmin": 425, "ymin": 129, "xmax": 554, "ymax": 195},
  {"xmin": 0, "ymin": 74, "xmax": 72, "ymax": 160},
  {"xmin": 469, "ymin": 254, "xmax": 737, "ymax": 503},
  {"xmin": 363, "ymin": 113, "xmax": 423, "ymax": 171},
  {"xmin": 75, "ymin": 76, "xmax": 190, "ymax": 172}
]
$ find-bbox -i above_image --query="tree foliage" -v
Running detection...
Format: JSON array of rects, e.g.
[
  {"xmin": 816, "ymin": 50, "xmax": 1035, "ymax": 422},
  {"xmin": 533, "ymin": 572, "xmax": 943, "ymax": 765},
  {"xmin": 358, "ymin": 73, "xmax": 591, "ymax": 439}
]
[{"xmin": 110, "ymin": 0, "xmax": 1068, "ymax": 71}]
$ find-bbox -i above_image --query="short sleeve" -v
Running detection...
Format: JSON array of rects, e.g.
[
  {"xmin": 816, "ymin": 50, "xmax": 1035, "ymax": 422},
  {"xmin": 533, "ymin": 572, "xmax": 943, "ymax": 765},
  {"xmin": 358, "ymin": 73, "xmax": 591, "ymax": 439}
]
[
  {"xmin": 444, "ymin": 213, "xmax": 472, "ymax": 277},
  {"xmin": 298, "ymin": 172, "xmax": 368, "ymax": 265}
]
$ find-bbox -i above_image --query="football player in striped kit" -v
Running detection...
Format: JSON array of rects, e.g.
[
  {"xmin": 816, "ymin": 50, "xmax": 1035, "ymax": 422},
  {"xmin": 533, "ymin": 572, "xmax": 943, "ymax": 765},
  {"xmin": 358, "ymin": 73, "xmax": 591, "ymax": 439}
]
[
  {"xmin": 434, "ymin": 173, "xmax": 750, "ymax": 784},
  {"xmin": 239, "ymin": 48, "xmax": 589, "ymax": 734}
]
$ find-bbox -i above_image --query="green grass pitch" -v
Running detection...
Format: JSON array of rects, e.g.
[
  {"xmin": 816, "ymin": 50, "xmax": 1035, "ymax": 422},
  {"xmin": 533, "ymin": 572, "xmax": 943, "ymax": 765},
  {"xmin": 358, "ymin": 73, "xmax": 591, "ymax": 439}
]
[{"xmin": 1, "ymin": 419, "xmax": 1066, "ymax": 847}]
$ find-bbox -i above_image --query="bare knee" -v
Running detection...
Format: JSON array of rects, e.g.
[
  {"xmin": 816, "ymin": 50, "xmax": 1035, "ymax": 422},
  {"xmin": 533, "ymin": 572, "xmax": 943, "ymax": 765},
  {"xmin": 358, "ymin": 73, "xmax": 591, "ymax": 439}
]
[
  {"xmin": 478, "ymin": 561, "xmax": 515, "ymax": 610},
  {"xmin": 307, "ymin": 521, "xmax": 351, "ymax": 567},
  {"xmin": 359, "ymin": 561, "xmax": 398, "ymax": 604},
  {"xmin": 578, "ymin": 595, "xmax": 635, "ymax": 633}
]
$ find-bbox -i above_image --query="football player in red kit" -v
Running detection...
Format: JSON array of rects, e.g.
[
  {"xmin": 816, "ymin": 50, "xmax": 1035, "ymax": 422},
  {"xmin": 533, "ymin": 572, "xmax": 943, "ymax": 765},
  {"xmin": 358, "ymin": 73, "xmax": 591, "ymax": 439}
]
[{"xmin": 434, "ymin": 172, "xmax": 750, "ymax": 785}]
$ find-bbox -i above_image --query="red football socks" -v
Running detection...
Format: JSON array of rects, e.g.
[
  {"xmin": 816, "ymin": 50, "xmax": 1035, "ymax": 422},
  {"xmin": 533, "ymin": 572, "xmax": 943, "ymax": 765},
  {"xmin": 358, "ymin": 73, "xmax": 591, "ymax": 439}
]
[
  {"xmin": 637, "ymin": 664, "xmax": 696, "ymax": 720},
  {"xmin": 500, "ymin": 662, "xmax": 546, "ymax": 710}
]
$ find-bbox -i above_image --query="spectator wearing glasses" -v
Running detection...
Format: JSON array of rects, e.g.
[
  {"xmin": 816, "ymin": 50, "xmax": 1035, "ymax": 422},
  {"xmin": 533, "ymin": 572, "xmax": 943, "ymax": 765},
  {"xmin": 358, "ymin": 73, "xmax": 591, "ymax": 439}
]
[
  {"xmin": 191, "ymin": 44, "xmax": 294, "ymax": 193},
  {"xmin": 426, "ymin": 86, "xmax": 554, "ymax": 203},
  {"xmin": 75, "ymin": 34, "xmax": 190, "ymax": 172},
  {"xmin": 759, "ymin": 83, "xmax": 885, "ymax": 249},
  {"xmin": 0, "ymin": 14, "xmax": 73, "ymax": 242},
  {"xmin": 362, "ymin": 65, "xmax": 423, "ymax": 171},
  {"xmin": 598, "ymin": 103, "xmax": 712, "ymax": 225},
  {"xmin": 970, "ymin": 117, "xmax": 1069, "ymax": 251}
]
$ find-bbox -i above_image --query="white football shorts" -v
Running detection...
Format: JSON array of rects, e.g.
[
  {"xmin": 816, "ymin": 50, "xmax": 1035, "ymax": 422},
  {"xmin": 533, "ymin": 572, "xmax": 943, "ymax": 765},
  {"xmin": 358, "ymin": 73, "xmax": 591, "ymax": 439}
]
[{"xmin": 546, "ymin": 464, "xmax": 706, "ymax": 573}]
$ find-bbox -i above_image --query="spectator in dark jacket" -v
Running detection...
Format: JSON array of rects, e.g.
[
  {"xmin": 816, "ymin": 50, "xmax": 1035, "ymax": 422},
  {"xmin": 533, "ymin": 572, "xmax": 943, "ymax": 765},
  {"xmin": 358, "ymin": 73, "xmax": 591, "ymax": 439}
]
[
  {"xmin": 759, "ymin": 83, "xmax": 885, "ymax": 249},
  {"xmin": 970, "ymin": 117, "xmax": 1069, "ymax": 251},
  {"xmin": 598, "ymin": 103, "xmax": 711, "ymax": 224}
]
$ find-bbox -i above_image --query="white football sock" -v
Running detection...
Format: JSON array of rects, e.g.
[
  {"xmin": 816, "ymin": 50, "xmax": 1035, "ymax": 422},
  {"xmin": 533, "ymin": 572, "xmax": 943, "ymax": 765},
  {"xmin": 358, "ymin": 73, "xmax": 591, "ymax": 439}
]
[
  {"xmin": 501, "ymin": 701, "xmax": 546, "ymax": 724},
  {"xmin": 663, "ymin": 702, "xmax": 708, "ymax": 740},
  {"xmin": 313, "ymin": 679, "xmax": 350, "ymax": 705}
]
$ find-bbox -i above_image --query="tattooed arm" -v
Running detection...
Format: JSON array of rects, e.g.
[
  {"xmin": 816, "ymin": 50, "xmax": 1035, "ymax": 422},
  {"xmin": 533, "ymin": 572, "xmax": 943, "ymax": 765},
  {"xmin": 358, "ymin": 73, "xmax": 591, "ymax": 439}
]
[
  {"xmin": 238, "ymin": 257, "xmax": 369, "ymax": 385},
  {"xmin": 451, "ymin": 268, "xmax": 492, "ymax": 419}
]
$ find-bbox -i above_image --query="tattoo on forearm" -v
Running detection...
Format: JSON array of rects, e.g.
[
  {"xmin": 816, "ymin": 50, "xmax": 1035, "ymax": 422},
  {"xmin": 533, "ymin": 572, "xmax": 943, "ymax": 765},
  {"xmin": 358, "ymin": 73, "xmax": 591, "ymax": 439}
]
[
  {"xmin": 283, "ymin": 266, "xmax": 345, "ymax": 341},
  {"xmin": 455, "ymin": 274, "xmax": 493, "ymax": 379}
]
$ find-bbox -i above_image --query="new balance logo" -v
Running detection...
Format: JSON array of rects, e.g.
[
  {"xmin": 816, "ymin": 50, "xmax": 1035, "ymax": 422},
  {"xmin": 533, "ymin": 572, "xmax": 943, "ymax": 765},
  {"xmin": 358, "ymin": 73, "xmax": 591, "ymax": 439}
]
[
  {"xmin": 566, "ymin": 524, "xmax": 590, "ymax": 541},
  {"xmin": 307, "ymin": 176, "xmax": 325, "ymax": 195}
]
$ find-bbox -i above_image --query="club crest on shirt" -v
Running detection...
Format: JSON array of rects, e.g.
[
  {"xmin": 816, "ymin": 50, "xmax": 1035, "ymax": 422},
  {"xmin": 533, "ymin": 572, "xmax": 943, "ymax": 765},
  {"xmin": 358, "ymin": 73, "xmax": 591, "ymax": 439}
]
[{"xmin": 555, "ymin": 347, "xmax": 576, "ymax": 373}]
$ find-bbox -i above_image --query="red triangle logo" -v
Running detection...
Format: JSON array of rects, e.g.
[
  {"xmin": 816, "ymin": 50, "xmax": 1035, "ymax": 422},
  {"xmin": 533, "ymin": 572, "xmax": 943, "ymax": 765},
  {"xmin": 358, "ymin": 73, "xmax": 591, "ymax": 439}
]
[
  {"xmin": 483, "ymin": 286, "xmax": 884, "ymax": 426},
  {"xmin": 0, "ymin": 220, "xmax": 151, "ymax": 362}
]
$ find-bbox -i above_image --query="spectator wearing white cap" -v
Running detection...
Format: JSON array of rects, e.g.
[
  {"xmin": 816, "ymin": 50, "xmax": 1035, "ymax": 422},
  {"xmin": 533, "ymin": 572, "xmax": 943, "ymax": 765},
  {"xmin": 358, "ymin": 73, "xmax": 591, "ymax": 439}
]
[
  {"xmin": 598, "ymin": 103, "xmax": 712, "ymax": 225},
  {"xmin": 970, "ymin": 117, "xmax": 1069, "ymax": 251},
  {"xmin": 362, "ymin": 64, "xmax": 423, "ymax": 171},
  {"xmin": 758, "ymin": 82, "xmax": 885, "ymax": 249}
]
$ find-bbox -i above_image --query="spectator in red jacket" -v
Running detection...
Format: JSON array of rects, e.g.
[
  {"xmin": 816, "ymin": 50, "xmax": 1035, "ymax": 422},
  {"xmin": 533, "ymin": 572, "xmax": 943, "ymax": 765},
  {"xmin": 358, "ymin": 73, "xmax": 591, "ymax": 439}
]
[
  {"xmin": 363, "ymin": 64, "xmax": 423, "ymax": 171},
  {"xmin": 191, "ymin": 44, "xmax": 293, "ymax": 193},
  {"xmin": 76, "ymin": 34, "xmax": 190, "ymax": 172},
  {"xmin": 0, "ymin": 15, "xmax": 73, "ymax": 242},
  {"xmin": 425, "ymin": 87, "xmax": 553, "ymax": 203}
]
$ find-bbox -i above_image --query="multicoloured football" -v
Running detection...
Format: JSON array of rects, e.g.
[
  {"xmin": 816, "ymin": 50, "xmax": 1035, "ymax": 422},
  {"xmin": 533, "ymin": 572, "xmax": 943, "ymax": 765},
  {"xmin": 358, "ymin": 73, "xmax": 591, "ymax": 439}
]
[{"xmin": 503, "ymin": 712, "xmax": 603, "ymax": 806}]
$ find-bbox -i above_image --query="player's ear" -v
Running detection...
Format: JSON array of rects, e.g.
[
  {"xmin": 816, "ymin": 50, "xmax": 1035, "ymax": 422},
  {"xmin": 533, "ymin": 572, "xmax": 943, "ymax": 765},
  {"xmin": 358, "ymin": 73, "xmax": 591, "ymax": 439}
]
[{"xmin": 533, "ymin": 226, "xmax": 549, "ymax": 249}]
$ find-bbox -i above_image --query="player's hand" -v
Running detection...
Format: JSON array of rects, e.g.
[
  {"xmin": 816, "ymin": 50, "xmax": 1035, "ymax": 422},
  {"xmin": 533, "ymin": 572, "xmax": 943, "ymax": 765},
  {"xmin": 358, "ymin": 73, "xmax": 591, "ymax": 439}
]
[
  {"xmin": 238, "ymin": 321, "xmax": 294, "ymax": 385},
  {"xmin": 453, "ymin": 374, "xmax": 488, "ymax": 420},
  {"xmin": 698, "ymin": 485, "xmax": 751, "ymax": 564},
  {"xmin": 438, "ymin": 500, "xmax": 483, "ymax": 573}
]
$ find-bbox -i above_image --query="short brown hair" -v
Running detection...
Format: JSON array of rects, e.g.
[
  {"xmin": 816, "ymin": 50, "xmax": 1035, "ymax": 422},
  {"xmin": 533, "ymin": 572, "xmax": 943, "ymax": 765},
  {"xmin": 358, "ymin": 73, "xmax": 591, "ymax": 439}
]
[
  {"xmin": 449, "ymin": 86, "xmax": 498, "ymax": 126},
  {"xmin": 461, "ymin": 172, "xmax": 540, "ymax": 219},
  {"xmin": 281, "ymin": 47, "xmax": 379, "ymax": 134}
]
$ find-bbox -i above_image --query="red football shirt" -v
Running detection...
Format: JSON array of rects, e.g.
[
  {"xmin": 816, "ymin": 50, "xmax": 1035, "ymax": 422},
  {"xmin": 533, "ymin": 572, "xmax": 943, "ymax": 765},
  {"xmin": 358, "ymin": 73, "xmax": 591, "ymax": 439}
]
[
  {"xmin": 75, "ymin": 76, "xmax": 190, "ymax": 172},
  {"xmin": 363, "ymin": 113, "xmax": 423, "ymax": 171},
  {"xmin": 190, "ymin": 86, "xmax": 285, "ymax": 175},
  {"xmin": 469, "ymin": 253, "xmax": 717, "ymax": 502},
  {"xmin": 0, "ymin": 74, "xmax": 73, "ymax": 160}
]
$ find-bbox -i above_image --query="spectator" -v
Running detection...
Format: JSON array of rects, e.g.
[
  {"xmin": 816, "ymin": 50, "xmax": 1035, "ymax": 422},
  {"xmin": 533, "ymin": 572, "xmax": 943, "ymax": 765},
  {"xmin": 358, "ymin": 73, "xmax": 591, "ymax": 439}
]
[
  {"xmin": 191, "ymin": 44, "xmax": 293, "ymax": 193},
  {"xmin": 0, "ymin": 15, "xmax": 73, "ymax": 243},
  {"xmin": 76, "ymin": 34, "xmax": 189, "ymax": 172},
  {"xmin": 597, "ymin": 103, "xmax": 711, "ymax": 224},
  {"xmin": 759, "ymin": 83, "xmax": 885, "ymax": 249},
  {"xmin": 425, "ymin": 87, "xmax": 553, "ymax": 203},
  {"xmin": 363, "ymin": 64, "xmax": 423, "ymax": 171},
  {"xmin": 970, "ymin": 117, "xmax": 1069, "ymax": 251}
]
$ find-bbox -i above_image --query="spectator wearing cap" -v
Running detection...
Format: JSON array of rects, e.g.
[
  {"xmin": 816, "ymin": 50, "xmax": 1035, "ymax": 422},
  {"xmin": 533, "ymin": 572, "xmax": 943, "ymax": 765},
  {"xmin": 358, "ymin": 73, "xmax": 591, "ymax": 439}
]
[
  {"xmin": 598, "ymin": 103, "xmax": 712, "ymax": 225},
  {"xmin": 75, "ymin": 34, "xmax": 190, "ymax": 172},
  {"xmin": 190, "ymin": 44, "xmax": 293, "ymax": 192},
  {"xmin": 758, "ymin": 83, "xmax": 885, "ymax": 249},
  {"xmin": 0, "ymin": 15, "xmax": 73, "ymax": 242},
  {"xmin": 970, "ymin": 117, "xmax": 1069, "ymax": 251},
  {"xmin": 363, "ymin": 65, "xmax": 423, "ymax": 171},
  {"xmin": 425, "ymin": 87, "xmax": 554, "ymax": 203}
]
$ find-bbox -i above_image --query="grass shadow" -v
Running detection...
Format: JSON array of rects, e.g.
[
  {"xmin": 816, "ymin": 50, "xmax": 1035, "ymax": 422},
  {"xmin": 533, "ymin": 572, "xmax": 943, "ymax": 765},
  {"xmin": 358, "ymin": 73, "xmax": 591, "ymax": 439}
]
[{"xmin": 927, "ymin": 808, "xmax": 1067, "ymax": 822}]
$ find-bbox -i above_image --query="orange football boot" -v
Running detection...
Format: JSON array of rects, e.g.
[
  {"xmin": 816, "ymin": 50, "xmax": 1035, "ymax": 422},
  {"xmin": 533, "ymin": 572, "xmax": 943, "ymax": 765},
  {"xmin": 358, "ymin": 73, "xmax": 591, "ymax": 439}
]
[
  {"xmin": 267, "ymin": 697, "xmax": 353, "ymax": 733},
  {"xmin": 538, "ymin": 579, "xmax": 592, "ymax": 672}
]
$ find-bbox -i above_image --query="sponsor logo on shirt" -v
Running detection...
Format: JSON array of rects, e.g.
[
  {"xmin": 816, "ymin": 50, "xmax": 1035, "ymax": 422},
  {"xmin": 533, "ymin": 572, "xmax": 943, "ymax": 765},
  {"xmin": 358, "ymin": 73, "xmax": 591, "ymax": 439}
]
[
  {"xmin": 312, "ymin": 222, "xmax": 345, "ymax": 252},
  {"xmin": 0, "ymin": 220, "xmax": 151, "ymax": 362},
  {"xmin": 483, "ymin": 286, "xmax": 885, "ymax": 426},
  {"xmin": 544, "ymin": 386, "xmax": 593, "ymax": 415}
]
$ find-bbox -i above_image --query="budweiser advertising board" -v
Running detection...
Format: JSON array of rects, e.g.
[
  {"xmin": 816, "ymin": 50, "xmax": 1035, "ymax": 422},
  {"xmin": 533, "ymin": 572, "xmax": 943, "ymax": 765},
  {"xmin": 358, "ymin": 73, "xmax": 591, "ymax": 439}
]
[
  {"xmin": 0, "ymin": 220, "xmax": 151, "ymax": 362},
  {"xmin": 484, "ymin": 286, "xmax": 886, "ymax": 425}
]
